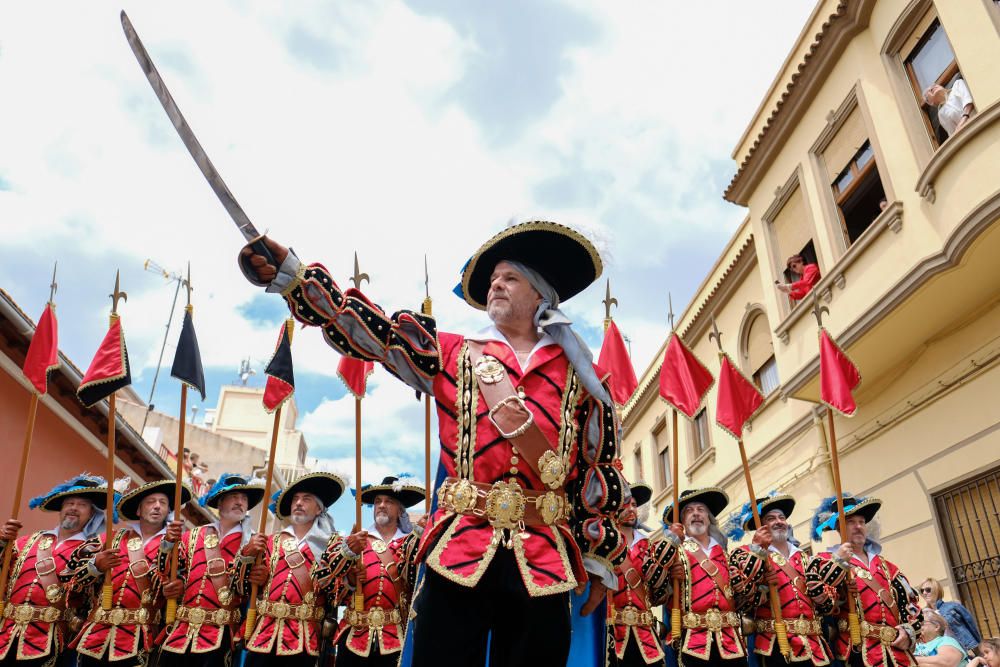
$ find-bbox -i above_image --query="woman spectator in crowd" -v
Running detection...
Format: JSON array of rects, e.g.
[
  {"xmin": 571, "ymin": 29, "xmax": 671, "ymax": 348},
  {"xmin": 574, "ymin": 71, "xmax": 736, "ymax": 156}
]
[
  {"xmin": 924, "ymin": 79, "xmax": 975, "ymax": 137},
  {"xmin": 921, "ymin": 578, "xmax": 982, "ymax": 655},
  {"xmin": 969, "ymin": 639, "xmax": 999, "ymax": 667},
  {"xmin": 776, "ymin": 255, "xmax": 820, "ymax": 301},
  {"xmin": 916, "ymin": 609, "xmax": 969, "ymax": 667}
]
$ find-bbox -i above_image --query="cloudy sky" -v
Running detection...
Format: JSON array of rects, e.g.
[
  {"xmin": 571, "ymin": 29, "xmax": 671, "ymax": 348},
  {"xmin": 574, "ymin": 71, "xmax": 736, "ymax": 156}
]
[{"xmin": 0, "ymin": 1, "xmax": 813, "ymax": 528}]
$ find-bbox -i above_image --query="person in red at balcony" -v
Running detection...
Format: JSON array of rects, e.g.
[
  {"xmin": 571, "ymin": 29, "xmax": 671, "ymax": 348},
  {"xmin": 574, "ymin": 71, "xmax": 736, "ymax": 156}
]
[{"xmin": 776, "ymin": 256, "xmax": 820, "ymax": 301}]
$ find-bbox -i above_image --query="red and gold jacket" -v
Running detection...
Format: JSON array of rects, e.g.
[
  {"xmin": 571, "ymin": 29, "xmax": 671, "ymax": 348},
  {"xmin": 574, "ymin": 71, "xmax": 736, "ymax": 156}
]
[
  {"xmin": 156, "ymin": 524, "xmax": 244, "ymax": 654},
  {"xmin": 606, "ymin": 531, "xmax": 673, "ymax": 665},
  {"xmin": 325, "ymin": 527, "xmax": 420, "ymax": 658},
  {"xmin": 664, "ymin": 537, "xmax": 756, "ymax": 661},
  {"xmin": 279, "ymin": 262, "xmax": 627, "ymax": 595},
  {"xmin": 730, "ymin": 545, "xmax": 840, "ymax": 665},
  {"xmin": 66, "ymin": 528, "xmax": 166, "ymax": 661},
  {"xmin": 232, "ymin": 530, "xmax": 337, "ymax": 658},
  {"xmin": 814, "ymin": 550, "xmax": 921, "ymax": 667},
  {"xmin": 0, "ymin": 531, "xmax": 85, "ymax": 661}
]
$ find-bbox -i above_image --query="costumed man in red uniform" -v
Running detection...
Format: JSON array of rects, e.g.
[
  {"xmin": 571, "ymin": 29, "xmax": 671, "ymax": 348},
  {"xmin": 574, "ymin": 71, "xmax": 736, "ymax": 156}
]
[
  {"xmin": 66, "ymin": 479, "xmax": 191, "ymax": 667},
  {"xmin": 239, "ymin": 220, "xmax": 628, "ymax": 667},
  {"xmin": 659, "ymin": 488, "xmax": 769, "ymax": 667},
  {"xmin": 727, "ymin": 494, "xmax": 848, "ymax": 667},
  {"xmin": 233, "ymin": 472, "xmax": 345, "ymax": 667},
  {"xmin": 329, "ymin": 475, "xmax": 425, "ymax": 666},
  {"xmin": 156, "ymin": 473, "xmax": 265, "ymax": 666},
  {"xmin": 0, "ymin": 474, "xmax": 111, "ymax": 667},
  {"xmin": 811, "ymin": 496, "xmax": 922, "ymax": 667},
  {"xmin": 606, "ymin": 481, "xmax": 673, "ymax": 667}
]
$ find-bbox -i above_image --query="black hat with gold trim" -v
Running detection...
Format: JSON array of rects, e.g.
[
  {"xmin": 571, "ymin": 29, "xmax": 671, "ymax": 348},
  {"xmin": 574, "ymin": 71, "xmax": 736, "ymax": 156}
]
[
  {"xmin": 272, "ymin": 472, "xmax": 347, "ymax": 520},
  {"xmin": 118, "ymin": 480, "xmax": 192, "ymax": 522},
  {"xmin": 661, "ymin": 487, "xmax": 730, "ymax": 524},
  {"xmin": 199, "ymin": 473, "xmax": 266, "ymax": 511},
  {"xmin": 456, "ymin": 221, "xmax": 603, "ymax": 310},
  {"xmin": 811, "ymin": 494, "xmax": 882, "ymax": 539},
  {"xmin": 741, "ymin": 494, "xmax": 796, "ymax": 530},
  {"xmin": 28, "ymin": 474, "xmax": 110, "ymax": 512},
  {"xmin": 359, "ymin": 475, "xmax": 425, "ymax": 508},
  {"xmin": 628, "ymin": 481, "xmax": 653, "ymax": 508}
]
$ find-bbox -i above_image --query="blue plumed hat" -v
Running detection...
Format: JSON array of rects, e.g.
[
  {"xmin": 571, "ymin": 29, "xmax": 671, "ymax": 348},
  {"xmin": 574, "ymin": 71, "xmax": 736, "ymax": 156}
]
[
  {"xmin": 199, "ymin": 473, "xmax": 265, "ymax": 510},
  {"xmin": 29, "ymin": 474, "xmax": 110, "ymax": 512},
  {"xmin": 722, "ymin": 492, "xmax": 796, "ymax": 541},
  {"xmin": 811, "ymin": 493, "xmax": 881, "ymax": 540}
]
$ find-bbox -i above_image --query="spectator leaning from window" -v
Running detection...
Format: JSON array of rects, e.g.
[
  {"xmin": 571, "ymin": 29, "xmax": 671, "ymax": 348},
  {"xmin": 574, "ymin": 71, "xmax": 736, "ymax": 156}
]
[
  {"xmin": 916, "ymin": 609, "xmax": 970, "ymax": 667},
  {"xmin": 921, "ymin": 578, "xmax": 983, "ymax": 655},
  {"xmin": 776, "ymin": 255, "xmax": 820, "ymax": 301},
  {"xmin": 969, "ymin": 639, "xmax": 1000, "ymax": 667},
  {"xmin": 924, "ymin": 79, "xmax": 975, "ymax": 137}
]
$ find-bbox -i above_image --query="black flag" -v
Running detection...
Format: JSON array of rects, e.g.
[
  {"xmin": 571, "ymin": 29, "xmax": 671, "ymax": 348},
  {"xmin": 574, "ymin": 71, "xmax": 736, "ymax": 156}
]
[
  {"xmin": 263, "ymin": 321, "xmax": 295, "ymax": 413},
  {"xmin": 170, "ymin": 308, "xmax": 206, "ymax": 400}
]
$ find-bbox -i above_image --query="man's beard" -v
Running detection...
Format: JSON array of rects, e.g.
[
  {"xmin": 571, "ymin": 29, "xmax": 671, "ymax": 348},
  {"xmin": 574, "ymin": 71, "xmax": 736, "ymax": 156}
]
[
  {"xmin": 771, "ymin": 527, "xmax": 788, "ymax": 543},
  {"xmin": 220, "ymin": 508, "xmax": 246, "ymax": 524},
  {"xmin": 686, "ymin": 522, "xmax": 708, "ymax": 537},
  {"xmin": 375, "ymin": 513, "xmax": 393, "ymax": 528},
  {"xmin": 60, "ymin": 515, "xmax": 82, "ymax": 531},
  {"xmin": 487, "ymin": 297, "xmax": 535, "ymax": 325},
  {"xmin": 291, "ymin": 514, "xmax": 315, "ymax": 526}
]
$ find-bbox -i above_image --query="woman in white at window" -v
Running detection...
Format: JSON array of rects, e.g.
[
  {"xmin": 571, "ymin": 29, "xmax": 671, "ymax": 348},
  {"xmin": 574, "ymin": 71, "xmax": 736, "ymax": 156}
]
[{"xmin": 924, "ymin": 79, "xmax": 975, "ymax": 137}]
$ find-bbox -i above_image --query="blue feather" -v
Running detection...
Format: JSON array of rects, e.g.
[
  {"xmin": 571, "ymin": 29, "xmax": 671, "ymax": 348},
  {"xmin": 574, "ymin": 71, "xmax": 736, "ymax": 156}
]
[
  {"xmin": 811, "ymin": 493, "xmax": 863, "ymax": 539},
  {"xmin": 268, "ymin": 488, "xmax": 281, "ymax": 515},
  {"xmin": 198, "ymin": 473, "xmax": 249, "ymax": 507},
  {"xmin": 28, "ymin": 474, "xmax": 106, "ymax": 510},
  {"xmin": 722, "ymin": 499, "xmax": 753, "ymax": 541}
]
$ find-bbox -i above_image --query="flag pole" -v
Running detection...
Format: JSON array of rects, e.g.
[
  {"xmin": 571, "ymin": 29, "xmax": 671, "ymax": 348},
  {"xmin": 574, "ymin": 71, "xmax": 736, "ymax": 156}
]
[
  {"xmin": 0, "ymin": 264, "xmax": 59, "ymax": 616},
  {"xmin": 244, "ymin": 318, "xmax": 293, "ymax": 640},
  {"xmin": 811, "ymin": 298, "xmax": 861, "ymax": 648},
  {"xmin": 664, "ymin": 293, "xmax": 683, "ymax": 637},
  {"xmin": 350, "ymin": 252, "xmax": 369, "ymax": 614},
  {"xmin": 103, "ymin": 271, "xmax": 128, "ymax": 611},
  {"xmin": 708, "ymin": 315, "xmax": 790, "ymax": 657},
  {"xmin": 422, "ymin": 255, "xmax": 433, "ymax": 514}
]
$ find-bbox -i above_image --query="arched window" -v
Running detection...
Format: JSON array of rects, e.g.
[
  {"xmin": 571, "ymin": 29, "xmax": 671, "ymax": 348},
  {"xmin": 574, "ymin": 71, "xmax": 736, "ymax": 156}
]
[{"xmin": 742, "ymin": 309, "xmax": 780, "ymax": 396}]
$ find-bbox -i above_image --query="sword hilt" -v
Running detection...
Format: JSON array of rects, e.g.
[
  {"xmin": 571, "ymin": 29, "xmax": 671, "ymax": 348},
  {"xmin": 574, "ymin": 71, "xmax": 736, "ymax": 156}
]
[{"xmin": 239, "ymin": 236, "xmax": 283, "ymax": 287}]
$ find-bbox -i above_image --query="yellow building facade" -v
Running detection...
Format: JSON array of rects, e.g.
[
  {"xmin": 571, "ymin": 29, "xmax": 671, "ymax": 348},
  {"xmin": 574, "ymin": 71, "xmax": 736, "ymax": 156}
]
[{"xmin": 623, "ymin": 0, "xmax": 1000, "ymax": 638}]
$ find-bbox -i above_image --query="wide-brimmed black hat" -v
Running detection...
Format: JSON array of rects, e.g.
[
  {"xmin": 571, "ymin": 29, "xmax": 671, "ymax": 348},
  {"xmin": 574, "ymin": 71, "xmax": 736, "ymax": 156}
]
[
  {"xmin": 200, "ymin": 473, "xmax": 266, "ymax": 511},
  {"xmin": 29, "ymin": 474, "xmax": 110, "ymax": 512},
  {"xmin": 273, "ymin": 472, "xmax": 347, "ymax": 520},
  {"xmin": 662, "ymin": 487, "xmax": 730, "ymax": 524},
  {"xmin": 359, "ymin": 476, "xmax": 425, "ymax": 508},
  {"xmin": 628, "ymin": 482, "xmax": 652, "ymax": 508},
  {"xmin": 811, "ymin": 494, "xmax": 882, "ymax": 539},
  {"xmin": 458, "ymin": 221, "xmax": 603, "ymax": 310},
  {"xmin": 118, "ymin": 480, "xmax": 192, "ymax": 522},
  {"xmin": 742, "ymin": 494, "xmax": 796, "ymax": 530}
]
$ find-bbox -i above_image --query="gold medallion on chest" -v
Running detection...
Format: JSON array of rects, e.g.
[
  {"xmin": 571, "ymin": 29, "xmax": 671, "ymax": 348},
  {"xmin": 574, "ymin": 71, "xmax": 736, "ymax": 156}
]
[
  {"xmin": 204, "ymin": 533, "xmax": 220, "ymax": 549},
  {"xmin": 127, "ymin": 537, "xmax": 143, "ymax": 552},
  {"xmin": 45, "ymin": 583, "xmax": 64, "ymax": 603},
  {"xmin": 770, "ymin": 552, "xmax": 787, "ymax": 567},
  {"xmin": 371, "ymin": 539, "xmax": 388, "ymax": 554},
  {"xmin": 683, "ymin": 540, "xmax": 700, "ymax": 553},
  {"xmin": 38, "ymin": 536, "xmax": 54, "ymax": 551},
  {"xmin": 538, "ymin": 450, "xmax": 567, "ymax": 489},
  {"xmin": 853, "ymin": 566, "xmax": 873, "ymax": 580},
  {"xmin": 282, "ymin": 537, "xmax": 298, "ymax": 553},
  {"xmin": 474, "ymin": 355, "xmax": 506, "ymax": 384},
  {"xmin": 217, "ymin": 587, "xmax": 233, "ymax": 606}
]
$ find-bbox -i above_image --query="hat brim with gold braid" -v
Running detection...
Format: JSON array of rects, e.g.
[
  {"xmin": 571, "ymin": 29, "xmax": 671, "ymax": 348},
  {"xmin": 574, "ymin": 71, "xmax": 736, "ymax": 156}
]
[
  {"xmin": 117, "ymin": 479, "xmax": 192, "ymax": 522},
  {"xmin": 29, "ymin": 474, "xmax": 110, "ymax": 512},
  {"xmin": 200, "ymin": 473, "xmax": 265, "ymax": 511},
  {"xmin": 358, "ymin": 476, "xmax": 426, "ymax": 508},
  {"xmin": 661, "ymin": 487, "xmax": 730, "ymax": 524},
  {"xmin": 741, "ymin": 494, "xmax": 796, "ymax": 531},
  {"xmin": 458, "ymin": 221, "xmax": 603, "ymax": 310},
  {"xmin": 273, "ymin": 472, "xmax": 347, "ymax": 520}
]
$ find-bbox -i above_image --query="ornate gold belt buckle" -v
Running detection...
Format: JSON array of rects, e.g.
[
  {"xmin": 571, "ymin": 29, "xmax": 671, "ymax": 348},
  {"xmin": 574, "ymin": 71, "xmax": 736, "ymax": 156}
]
[
  {"xmin": 109, "ymin": 608, "xmax": 127, "ymax": 626},
  {"xmin": 42, "ymin": 607, "xmax": 61, "ymax": 623},
  {"xmin": 136, "ymin": 608, "xmax": 149, "ymax": 625},
  {"xmin": 474, "ymin": 355, "xmax": 506, "ymax": 384},
  {"xmin": 705, "ymin": 608, "xmax": 724, "ymax": 632},
  {"xmin": 14, "ymin": 605, "xmax": 34, "ymax": 624},
  {"xmin": 621, "ymin": 606, "xmax": 640, "ymax": 626},
  {"xmin": 205, "ymin": 557, "xmax": 228, "ymax": 577},
  {"xmin": 34, "ymin": 556, "xmax": 57, "ymax": 576},
  {"xmin": 488, "ymin": 396, "xmax": 534, "ymax": 439},
  {"xmin": 683, "ymin": 612, "xmax": 699, "ymax": 629},
  {"xmin": 270, "ymin": 601, "xmax": 291, "ymax": 619},
  {"xmin": 367, "ymin": 607, "xmax": 386, "ymax": 629},
  {"xmin": 284, "ymin": 550, "xmax": 306, "ymax": 569},
  {"xmin": 535, "ymin": 491, "xmax": 566, "ymax": 525},
  {"xmin": 187, "ymin": 607, "xmax": 207, "ymax": 625},
  {"xmin": 442, "ymin": 479, "xmax": 478, "ymax": 514},
  {"xmin": 880, "ymin": 626, "xmax": 896, "ymax": 643},
  {"xmin": 484, "ymin": 480, "xmax": 526, "ymax": 529},
  {"xmin": 128, "ymin": 559, "xmax": 151, "ymax": 579},
  {"xmin": 295, "ymin": 605, "xmax": 311, "ymax": 621}
]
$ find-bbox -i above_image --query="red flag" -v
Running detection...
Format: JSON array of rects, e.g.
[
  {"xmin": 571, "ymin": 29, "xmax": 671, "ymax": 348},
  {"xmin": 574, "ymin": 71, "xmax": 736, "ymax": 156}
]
[
  {"xmin": 598, "ymin": 320, "xmax": 638, "ymax": 405},
  {"xmin": 658, "ymin": 332, "xmax": 714, "ymax": 418},
  {"xmin": 22, "ymin": 303, "xmax": 59, "ymax": 395},
  {"xmin": 715, "ymin": 353, "xmax": 764, "ymax": 439},
  {"xmin": 819, "ymin": 328, "xmax": 861, "ymax": 416},
  {"xmin": 338, "ymin": 356, "xmax": 375, "ymax": 399},
  {"xmin": 77, "ymin": 316, "xmax": 132, "ymax": 407},
  {"xmin": 263, "ymin": 322, "xmax": 295, "ymax": 413}
]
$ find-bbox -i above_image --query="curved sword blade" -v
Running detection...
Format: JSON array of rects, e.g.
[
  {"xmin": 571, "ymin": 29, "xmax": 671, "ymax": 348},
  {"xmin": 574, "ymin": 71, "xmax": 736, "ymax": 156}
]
[{"xmin": 121, "ymin": 11, "xmax": 259, "ymax": 242}]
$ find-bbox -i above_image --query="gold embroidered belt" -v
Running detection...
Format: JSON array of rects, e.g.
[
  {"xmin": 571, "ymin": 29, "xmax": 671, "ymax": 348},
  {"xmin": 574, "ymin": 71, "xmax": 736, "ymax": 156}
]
[
  {"xmin": 345, "ymin": 607, "xmax": 402, "ymax": 629},
  {"xmin": 682, "ymin": 609, "xmax": 740, "ymax": 631},
  {"xmin": 611, "ymin": 605, "xmax": 654, "ymax": 627},
  {"xmin": 2, "ymin": 603, "xmax": 67, "ymax": 624},
  {"xmin": 437, "ymin": 477, "xmax": 569, "ymax": 528},
  {"xmin": 176, "ymin": 605, "xmax": 241, "ymax": 626},
  {"xmin": 257, "ymin": 599, "xmax": 323, "ymax": 621},
  {"xmin": 89, "ymin": 606, "xmax": 159, "ymax": 626},
  {"xmin": 756, "ymin": 618, "xmax": 822, "ymax": 635},
  {"xmin": 836, "ymin": 619, "xmax": 899, "ymax": 644}
]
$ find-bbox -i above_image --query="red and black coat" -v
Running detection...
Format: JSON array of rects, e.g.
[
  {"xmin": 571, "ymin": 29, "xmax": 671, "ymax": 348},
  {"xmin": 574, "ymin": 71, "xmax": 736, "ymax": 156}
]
[
  {"xmin": 156, "ymin": 525, "xmax": 243, "ymax": 654},
  {"xmin": 730, "ymin": 546, "xmax": 836, "ymax": 665},
  {"xmin": 0, "ymin": 531, "xmax": 84, "ymax": 662},
  {"xmin": 814, "ymin": 551, "xmax": 921, "ymax": 667},
  {"xmin": 231, "ymin": 531, "xmax": 337, "ymax": 658},
  {"xmin": 607, "ymin": 533, "xmax": 673, "ymax": 665},
  {"xmin": 325, "ymin": 531, "xmax": 420, "ymax": 658},
  {"xmin": 66, "ymin": 528, "xmax": 166, "ymax": 661},
  {"xmin": 280, "ymin": 263, "xmax": 627, "ymax": 595}
]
